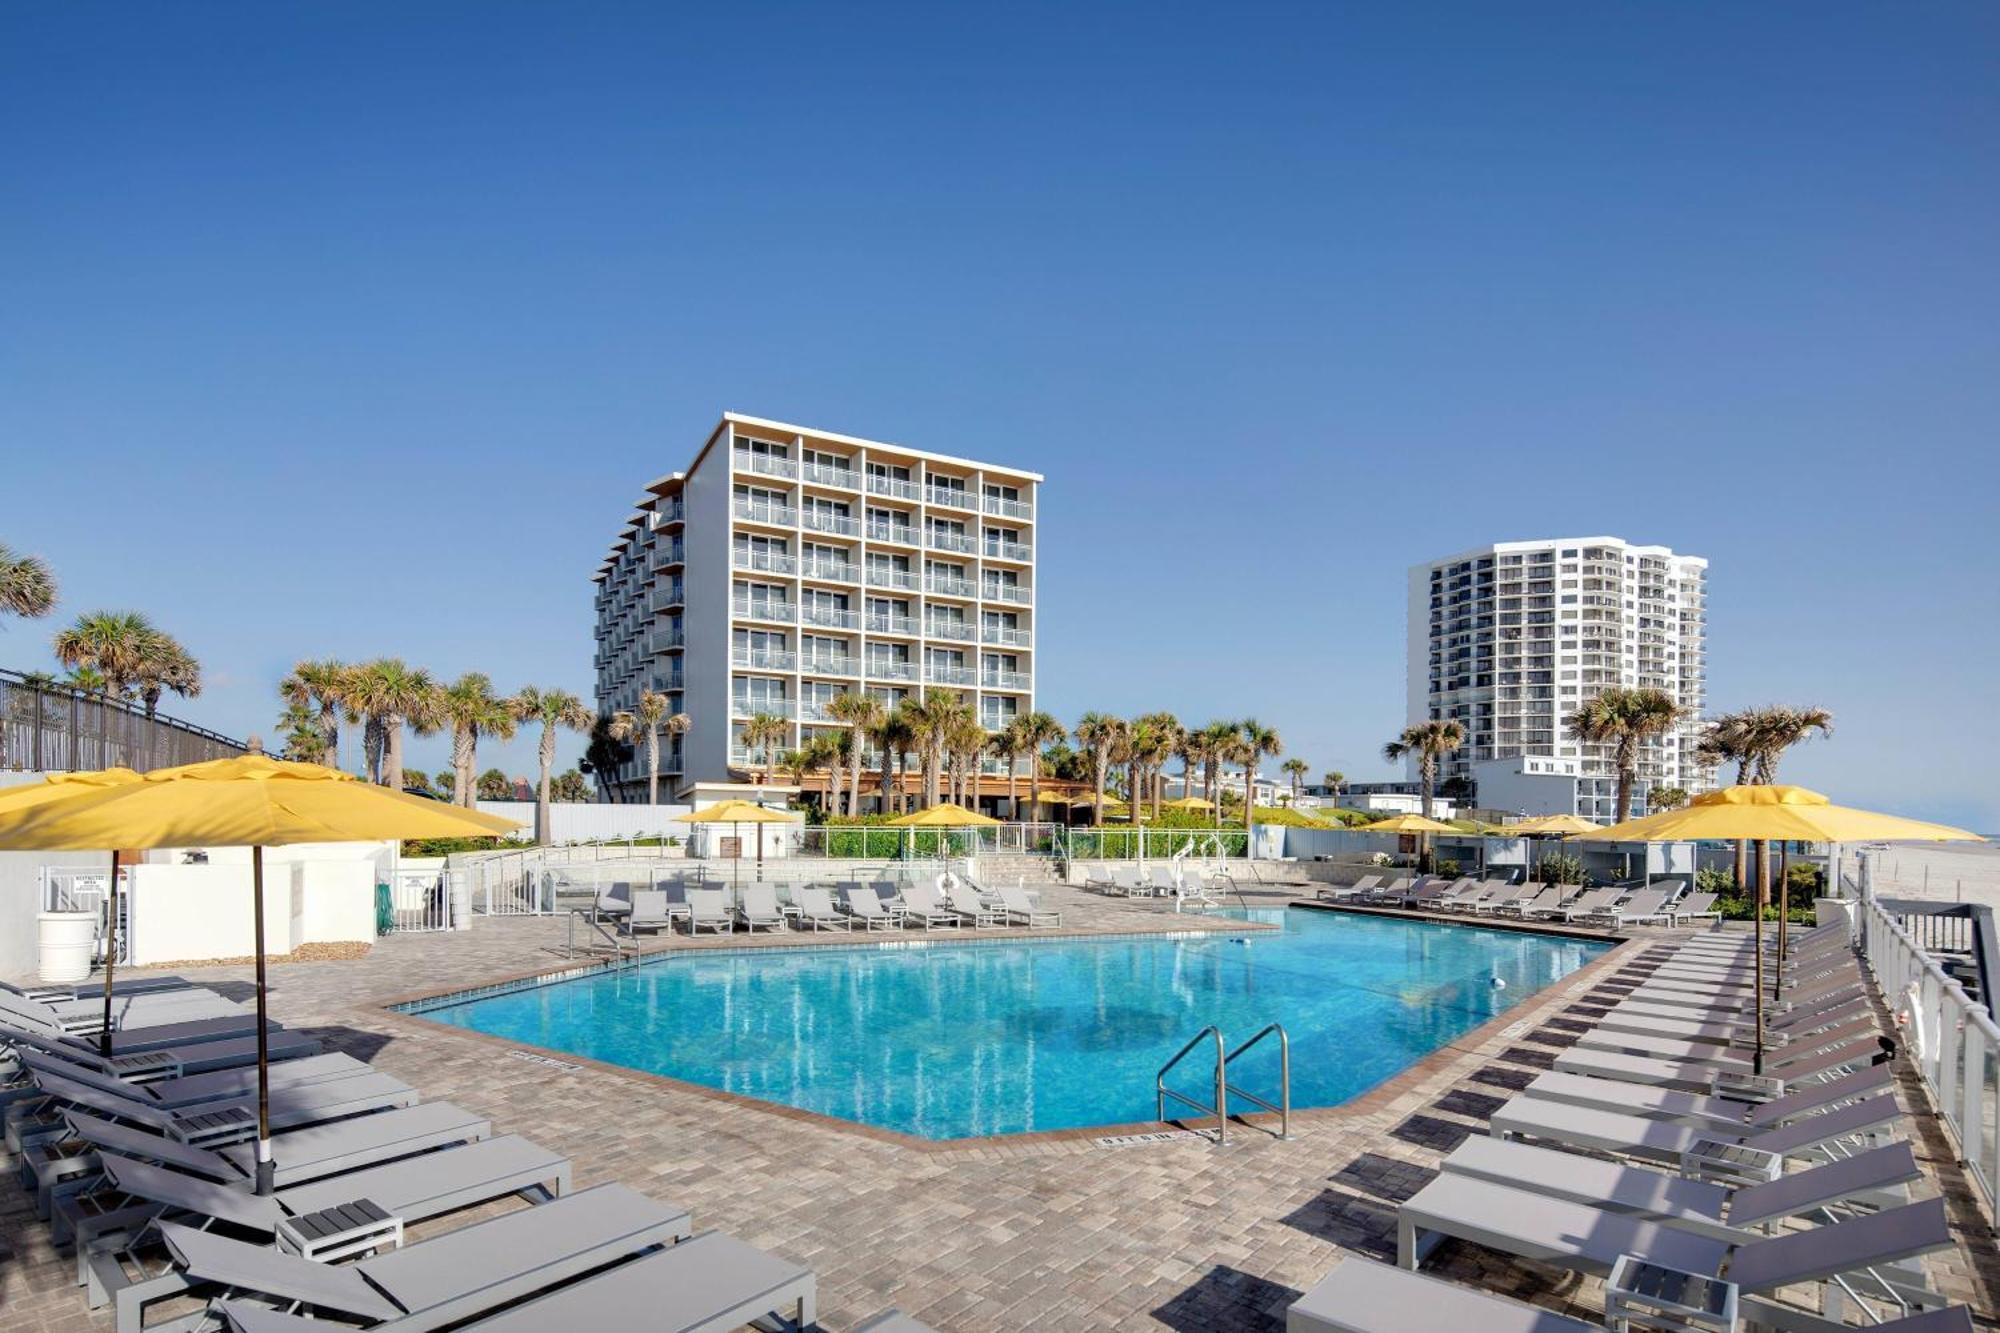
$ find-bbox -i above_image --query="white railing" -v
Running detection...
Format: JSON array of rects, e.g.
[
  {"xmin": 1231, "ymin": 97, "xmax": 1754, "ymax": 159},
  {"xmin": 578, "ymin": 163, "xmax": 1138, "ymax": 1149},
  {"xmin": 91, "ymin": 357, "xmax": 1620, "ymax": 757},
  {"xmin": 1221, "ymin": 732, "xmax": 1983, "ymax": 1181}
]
[
  {"xmin": 868, "ymin": 660, "xmax": 917, "ymax": 681},
  {"xmin": 800, "ymin": 560, "xmax": 857, "ymax": 583},
  {"xmin": 982, "ymin": 540, "xmax": 1033, "ymax": 562},
  {"xmin": 800, "ymin": 605, "xmax": 859, "ymax": 629},
  {"xmin": 982, "ymin": 495, "xmax": 1033, "ymax": 520},
  {"xmin": 983, "ymin": 582, "xmax": 1031, "ymax": 604},
  {"xmin": 867, "ymin": 567, "xmax": 919, "ymax": 591},
  {"xmin": 926, "ymin": 530, "xmax": 975, "ymax": 553},
  {"xmin": 734, "ymin": 499, "xmax": 798, "ymax": 526},
  {"xmin": 731, "ymin": 698, "xmax": 796, "ymax": 719},
  {"xmin": 981, "ymin": 626, "xmax": 1031, "ymax": 647},
  {"xmin": 925, "ymin": 575, "xmax": 975, "ymax": 598},
  {"xmin": 733, "ymin": 599, "xmax": 796, "ymax": 622},
  {"xmin": 801, "ymin": 462, "xmax": 858, "ymax": 488},
  {"xmin": 925, "ymin": 486, "xmax": 975, "ymax": 510},
  {"xmin": 732, "ymin": 549, "xmax": 796, "ymax": 575},
  {"xmin": 865, "ymin": 615, "xmax": 918, "ymax": 637},
  {"xmin": 732, "ymin": 649, "xmax": 796, "ymax": 671},
  {"xmin": 734, "ymin": 451, "xmax": 797, "ymax": 479},
  {"xmin": 801, "ymin": 510, "xmax": 859, "ymax": 537},
  {"xmin": 925, "ymin": 621, "xmax": 976, "ymax": 642},
  {"xmin": 1859, "ymin": 894, "xmax": 1998, "ymax": 1216},
  {"xmin": 867, "ymin": 474, "xmax": 921, "ymax": 501},
  {"xmin": 865, "ymin": 524, "xmax": 915, "ymax": 545},
  {"xmin": 384, "ymin": 868, "xmax": 463, "ymax": 933},
  {"xmin": 800, "ymin": 656, "xmax": 859, "ymax": 678}
]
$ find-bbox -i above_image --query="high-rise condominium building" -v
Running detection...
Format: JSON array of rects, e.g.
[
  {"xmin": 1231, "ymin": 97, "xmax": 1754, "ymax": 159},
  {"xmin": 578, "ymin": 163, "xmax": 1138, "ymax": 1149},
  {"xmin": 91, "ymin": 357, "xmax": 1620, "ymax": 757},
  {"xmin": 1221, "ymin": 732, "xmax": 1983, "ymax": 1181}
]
[
  {"xmin": 1406, "ymin": 537, "xmax": 1710, "ymax": 821},
  {"xmin": 592, "ymin": 413, "xmax": 1041, "ymax": 803}
]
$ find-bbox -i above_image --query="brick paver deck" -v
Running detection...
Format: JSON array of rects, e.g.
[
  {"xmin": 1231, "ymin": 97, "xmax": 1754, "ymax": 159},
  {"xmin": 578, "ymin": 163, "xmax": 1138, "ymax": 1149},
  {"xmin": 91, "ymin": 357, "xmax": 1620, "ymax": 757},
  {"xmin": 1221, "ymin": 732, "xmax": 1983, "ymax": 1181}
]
[{"xmin": 4, "ymin": 886, "xmax": 1994, "ymax": 1331}]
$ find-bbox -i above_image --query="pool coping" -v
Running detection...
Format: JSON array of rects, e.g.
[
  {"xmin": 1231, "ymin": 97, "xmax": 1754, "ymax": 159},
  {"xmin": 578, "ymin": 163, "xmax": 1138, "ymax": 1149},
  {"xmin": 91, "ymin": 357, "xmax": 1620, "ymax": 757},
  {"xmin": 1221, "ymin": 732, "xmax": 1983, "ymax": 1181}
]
[{"xmin": 375, "ymin": 907, "xmax": 1642, "ymax": 1153}]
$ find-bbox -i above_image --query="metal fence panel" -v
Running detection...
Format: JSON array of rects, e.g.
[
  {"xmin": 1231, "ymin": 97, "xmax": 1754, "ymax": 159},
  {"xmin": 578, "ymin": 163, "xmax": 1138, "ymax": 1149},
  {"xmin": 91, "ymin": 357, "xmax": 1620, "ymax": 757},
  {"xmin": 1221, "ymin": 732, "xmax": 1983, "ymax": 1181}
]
[
  {"xmin": 1, "ymin": 669, "xmax": 244, "ymax": 774},
  {"xmin": 37, "ymin": 866, "xmax": 131, "ymax": 963}
]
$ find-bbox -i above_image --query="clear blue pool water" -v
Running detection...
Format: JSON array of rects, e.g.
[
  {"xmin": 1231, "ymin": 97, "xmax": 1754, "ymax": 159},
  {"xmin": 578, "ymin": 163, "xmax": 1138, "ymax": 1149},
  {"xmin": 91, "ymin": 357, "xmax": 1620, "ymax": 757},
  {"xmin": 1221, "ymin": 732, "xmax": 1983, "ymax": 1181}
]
[{"xmin": 413, "ymin": 909, "xmax": 1609, "ymax": 1139}]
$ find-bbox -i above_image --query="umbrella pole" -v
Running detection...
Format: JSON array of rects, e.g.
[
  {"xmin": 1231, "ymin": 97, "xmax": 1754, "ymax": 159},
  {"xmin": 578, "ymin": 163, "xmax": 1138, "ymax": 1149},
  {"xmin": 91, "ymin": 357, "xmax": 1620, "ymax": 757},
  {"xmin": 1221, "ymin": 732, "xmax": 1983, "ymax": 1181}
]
[
  {"xmin": 98, "ymin": 849, "xmax": 121, "ymax": 1058},
  {"xmin": 252, "ymin": 845, "xmax": 274, "ymax": 1194},
  {"xmin": 1752, "ymin": 840, "xmax": 1768, "ymax": 1076},
  {"xmin": 1775, "ymin": 841, "xmax": 1791, "ymax": 991}
]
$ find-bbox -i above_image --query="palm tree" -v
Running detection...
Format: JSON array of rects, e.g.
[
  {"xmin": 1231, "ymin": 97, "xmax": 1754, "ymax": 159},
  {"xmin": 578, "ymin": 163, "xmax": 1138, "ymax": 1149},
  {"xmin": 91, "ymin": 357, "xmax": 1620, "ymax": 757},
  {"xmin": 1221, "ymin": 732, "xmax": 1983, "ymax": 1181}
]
[
  {"xmin": 902, "ymin": 691, "xmax": 967, "ymax": 808},
  {"xmin": 612, "ymin": 689, "xmax": 683, "ymax": 807},
  {"xmin": 1281, "ymin": 758, "xmax": 1309, "ymax": 805},
  {"xmin": 826, "ymin": 692, "xmax": 882, "ymax": 817},
  {"xmin": 344, "ymin": 659, "xmax": 442, "ymax": 792},
  {"xmin": 1196, "ymin": 720, "xmax": 1238, "ymax": 807},
  {"xmin": 510, "ymin": 686, "xmax": 595, "ymax": 843},
  {"xmin": 1564, "ymin": 687, "xmax": 1681, "ymax": 822},
  {"xmin": 476, "ymin": 768, "xmax": 513, "ymax": 801},
  {"xmin": 1745, "ymin": 705, "xmax": 1834, "ymax": 784},
  {"xmin": 438, "ymin": 673, "xmax": 516, "ymax": 808},
  {"xmin": 1015, "ymin": 710, "xmax": 1064, "ymax": 822},
  {"xmin": 1697, "ymin": 711, "xmax": 1761, "ymax": 890},
  {"xmin": 276, "ymin": 703, "xmax": 329, "ymax": 763},
  {"xmin": 130, "ymin": 632, "xmax": 200, "ymax": 718},
  {"xmin": 867, "ymin": 706, "xmax": 912, "ymax": 815},
  {"xmin": 1382, "ymin": 720, "xmax": 1467, "ymax": 819},
  {"xmin": 1131, "ymin": 711, "xmax": 1182, "ymax": 820},
  {"xmin": 737, "ymin": 711, "xmax": 791, "ymax": 787},
  {"xmin": 991, "ymin": 719, "xmax": 1030, "ymax": 818},
  {"xmin": 0, "ymin": 544, "xmax": 56, "ymax": 621},
  {"xmin": 947, "ymin": 712, "xmax": 986, "ymax": 807},
  {"xmin": 279, "ymin": 660, "xmax": 351, "ymax": 769},
  {"xmin": 1072, "ymin": 713, "xmax": 1125, "ymax": 827},
  {"xmin": 434, "ymin": 769, "xmax": 457, "ymax": 801},
  {"xmin": 1322, "ymin": 770, "xmax": 1345, "ymax": 797},
  {"xmin": 62, "ymin": 665, "xmax": 109, "ymax": 695},
  {"xmin": 52, "ymin": 611, "xmax": 158, "ymax": 699},
  {"xmin": 1238, "ymin": 719, "xmax": 1282, "ymax": 832}
]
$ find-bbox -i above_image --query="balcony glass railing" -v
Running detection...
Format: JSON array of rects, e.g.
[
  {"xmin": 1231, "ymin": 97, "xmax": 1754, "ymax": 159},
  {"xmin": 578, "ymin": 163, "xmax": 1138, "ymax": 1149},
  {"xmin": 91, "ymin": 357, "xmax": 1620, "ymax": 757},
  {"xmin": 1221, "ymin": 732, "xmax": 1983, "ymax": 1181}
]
[
  {"xmin": 732, "ymin": 649, "xmax": 796, "ymax": 672},
  {"xmin": 801, "ymin": 510, "xmax": 859, "ymax": 537},
  {"xmin": 648, "ymin": 627, "xmax": 683, "ymax": 652},
  {"xmin": 799, "ymin": 559, "xmax": 857, "ymax": 583},
  {"xmin": 981, "ymin": 626, "xmax": 1031, "ymax": 647},
  {"xmin": 981, "ymin": 540, "xmax": 1032, "ymax": 562},
  {"xmin": 867, "ymin": 660, "xmax": 917, "ymax": 681},
  {"xmin": 651, "ymin": 672, "xmax": 685, "ymax": 692},
  {"xmin": 865, "ymin": 523, "xmax": 916, "ymax": 545},
  {"xmin": 732, "ymin": 599, "xmax": 796, "ymax": 621},
  {"xmin": 730, "ymin": 697, "xmax": 796, "ymax": 719},
  {"xmin": 867, "ymin": 567, "xmax": 919, "ymax": 591},
  {"xmin": 925, "ymin": 486, "xmax": 975, "ymax": 510},
  {"xmin": 801, "ymin": 462, "xmax": 858, "ymax": 488},
  {"xmin": 732, "ymin": 549, "xmax": 796, "ymax": 575},
  {"xmin": 800, "ymin": 605, "xmax": 859, "ymax": 630},
  {"xmin": 925, "ymin": 530, "xmax": 975, "ymax": 554},
  {"xmin": 865, "ymin": 616, "xmax": 918, "ymax": 638},
  {"xmin": 925, "ymin": 575, "xmax": 975, "ymax": 598},
  {"xmin": 800, "ymin": 656, "xmax": 859, "ymax": 678},
  {"xmin": 982, "ymin": 495, "xmax": 1033, "ymax": 520},
  {"xmin": 867, "ymin": 474, "xmax": 921, "ymax": 501},
  {"xmin": 925, "ymin": 665, "xmax": 976, "ymax": 686},
  {"xmin": 926, "ymin": 620, "xmax": 976, "ymax": 642},
  {"xmin": 647, "ymin": 587, "xmax": 683, "ymax": 614},
  {"xmin": 734, "ymin": 451, "xmax": 797, "ymax": 480},
  {"xmin": 651, "ymin": 544, "xmax": 685, "ymax": 568},
  {"xmin": 980, "ymin": 671, "xmax": 1030, "ymax": 691},
  {"xmin": 734, "ymin": 499, "xmax": 797, "ymax": 526},
  {"xmin": 649, "ymin": 497, "xmax": 684, "ymax": 526},
  {"xmin": 982, "ymin": 582, "xmax": 1031, "ymax": 604}
]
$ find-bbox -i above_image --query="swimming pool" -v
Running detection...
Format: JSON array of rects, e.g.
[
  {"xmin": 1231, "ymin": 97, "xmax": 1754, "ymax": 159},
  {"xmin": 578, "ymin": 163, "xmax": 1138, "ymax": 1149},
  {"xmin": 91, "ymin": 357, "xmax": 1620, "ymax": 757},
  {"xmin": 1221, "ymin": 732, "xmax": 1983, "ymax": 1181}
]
[{"xmin": 408, "ymin": 909, "xmax": 1610, "ymax": 1139}]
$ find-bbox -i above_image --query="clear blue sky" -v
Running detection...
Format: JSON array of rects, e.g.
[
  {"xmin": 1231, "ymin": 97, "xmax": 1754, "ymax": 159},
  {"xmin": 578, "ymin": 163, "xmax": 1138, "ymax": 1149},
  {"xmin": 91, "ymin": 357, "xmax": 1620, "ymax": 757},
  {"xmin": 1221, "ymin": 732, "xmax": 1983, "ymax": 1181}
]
[{"xmin": 4, "ymin": 4, "xmax": 1996, "ymax": 828}]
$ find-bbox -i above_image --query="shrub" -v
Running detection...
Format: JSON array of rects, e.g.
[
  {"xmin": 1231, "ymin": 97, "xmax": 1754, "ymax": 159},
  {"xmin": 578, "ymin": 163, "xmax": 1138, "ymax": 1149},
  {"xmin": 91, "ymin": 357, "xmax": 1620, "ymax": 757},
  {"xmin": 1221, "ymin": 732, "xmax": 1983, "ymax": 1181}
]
[
  {"xmin": 1696, "ymin": 865, "xmax": 1738, "ymax": 896},
  {"xmin": 1435, "ymin": 859, "xmax": 1461, "ymax": 878},
  {"xmin": 1536, "ymin": 852, "xmax": 1585, "ymax": 885}
]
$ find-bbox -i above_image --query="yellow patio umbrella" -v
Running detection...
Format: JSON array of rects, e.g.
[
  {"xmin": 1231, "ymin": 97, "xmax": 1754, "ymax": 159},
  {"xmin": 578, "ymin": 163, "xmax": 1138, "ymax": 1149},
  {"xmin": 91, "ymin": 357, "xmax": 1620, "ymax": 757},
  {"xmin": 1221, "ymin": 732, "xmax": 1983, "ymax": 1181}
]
[
  {"xmin": 677, "ymin": 799, "xmax": 797, "ymax": 887},
  {"xmin": 1507, "ymin": 813, "xmax": 1602, "ymax": 836},
  {"xmin": 888, "ymin": 803, "xmax": 1002, "ymax": 827},
  {"xmin": 0, "ymin": 768, "xmax": 146, "ymax": 1051},
  {"xmin": 1362, "ymin": 813, "xmax": 1459, "ymax": 876},
  {"xmin": 0, "ymin": 754, "xmax": 519, "ymax": 1190},
  {"xmin": 1574, "ymin": 785, "xmax": 1983, "ymax": 1072},
  {"xmin": 1160, "ymin": 796, "xmax": 1214, "ymax": 810}
]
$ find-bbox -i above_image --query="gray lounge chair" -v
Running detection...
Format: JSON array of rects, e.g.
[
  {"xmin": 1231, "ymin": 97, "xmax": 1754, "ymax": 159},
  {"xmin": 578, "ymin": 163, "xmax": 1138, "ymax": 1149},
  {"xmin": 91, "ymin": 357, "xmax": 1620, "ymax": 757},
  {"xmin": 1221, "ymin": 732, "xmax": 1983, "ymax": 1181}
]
[
  {"xmin": 684, "ymin": 888, "xmax": 732, "ymax": 934},
  {"xmin": 1518, "ymin": 1063, "xmax": 1893, "ymax": 1130},
  {"xmin": 1556, "ymin": 1031, "xmax": 1889, "ymax": 1092},
  {"xmin": 75, "ymin": 1137, "xmax": 570, "ymax": 1308},
  {"xmin": 852, "ymin": 1309, "xmax": 940, "ymax": 1333},
  {"xmin": 2, "ymin": 1023, "xmax": 323, "ymax": 1086},
  {"xmin": 1319, "ymin": 874, "xmax": 1380, "ymax": 903},
  {"xmin": 1289, "ymin": 1256, "xmax": 1598, "ymax": 1333},
  {"xmin": 5, "ymin": 975, "xmax": 194, "ymax": 1004},
  {"xmin": 997, "ymin": 883, "xmax": 1059, "ymax": 927},
  {"xmin": 1670, "ymin": 892, "xmax": 1722, "ymax": 925},
  {"xmin": 1553, "ymin": 886, "xmax": 1619, "ymax": 922},
  {"xmin": 9, "ymin": 1066, "xmax": 418, "ymax": 1154},
  {"xmin": 1491, "ymin": 1089, "xmax": 1904, "ymax": 1168},
  {"xmin": 1571, "ymin": 1014, "xmax": 1880, "ymax": 1068},
  {"xmin": 1594, "ymin": 995, "xmax": 1869, "ymax": 1048},
  {"xmin": 735, "ymin": 884, "xmax": 785, "ymax": 933},
  {"xmin": 0, "ymin": 1007, "xmax": 279, "ymax": 1056},
  {"xmin": 218, "ymin": 1227, "xmax": 813, "ymax": 1333},
  {"xmin": 1494, "ymin": 884, "xmax": 1558, "ymax": 918},
  {"xmin": 900, "ymin": 883, "xmax": 960, "ymax": 930},
  {"xmin": 794, "ymin": 887, "xmax": 851, "ymax": 931},
  {"xmin": 842, "ymin": 889, "xmax": 897, "ymax": 931},
  {"xmin": 621, "ymin": 891, "xmax": 673, "ymax": 936},
  {"xmin": 0, "ymin": 988, "xmax": 246, "ymax": 1036},
  {"xmin": 1469, "ymin": 881, "xmax": 1536, "ymax": 915},
  {"xmin": 136, "ymin": 1182, "xmax": 689, "ymax": 1333},
  {"xmin": 944, "ymin": 883, "xmax": 999, "ymax": 927},
  {"xmin": 16, "ymin": 1047, "xmax": 361, "ymax": 1111},
  {"xmin": 1585, "ymin": 888, "xmax": 1673, "ymax": 928},
  {"xmin": 1440, "ymin": 1135, "xmax": 1921, "ymax": 1242},
  {"xmin": 1399, "ymin": 1174, "xmax": 1951, "ymax": 1298}
]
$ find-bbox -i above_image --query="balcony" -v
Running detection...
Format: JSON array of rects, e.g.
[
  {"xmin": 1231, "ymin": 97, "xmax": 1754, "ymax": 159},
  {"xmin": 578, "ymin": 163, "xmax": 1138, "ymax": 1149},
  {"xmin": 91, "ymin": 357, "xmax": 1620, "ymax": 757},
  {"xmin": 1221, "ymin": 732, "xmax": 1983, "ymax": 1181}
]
[
  {"xmin": 651, "ymin": 543, "xmax": 684, "ymax": 570},
  {"xmin": 926, "ymin": 620, "xmax": 976, "ymax": 642},
  {"xmin": 649, "ymin": 497, "xmax": 685, "ymax": 528},
  {"xmin": 980, "ymin": 670, "xmax": 1031, "ymax": 691},
  {"xmin": 864, "ymin": 522, "xmax": 915, "ymax": 545},
  {"xmin": 925, "ymin": 574, "xmax": 975, "ymax": 598},
  {"xmin": 799, "ymin": 559, "xmax": 857, "ymax": 584},
  {"xmin": 732, "ymin": 598, "xmax": 796, "ymax": 622},
  {"xmin": 647, "ymin": 626, "xmax": 683, "ymax": 653},
  {"xmin": 800, "ymin": 605, "xmax": 859, "ymax": 630},
  {"xmin": 868, "ymin": 659, "xmax": 917, "ymax": 682},
  {"xmin": 925, "ymin": 529, "xmax": 975, "ymax": 554},
  {"xmin": 865, "ymin": 615, "xmax": 918, "ymax": 637},
  {"xmin": 799, "ymin": 699, "xmax": 841, "ymax": 723},
  {"xmin": 734, "ymin": 499, "xmax": 797, "ymax": 527},
  {"xmin": 647, "ymin": 586, "xmax": 683, "ymax": 614},
  {"xmin": 732, "ymin": 648, "xmax": 796, "ymax": 672},
  {"xmin": 651, "ymin": 670, "xmax": 685, "ymax": 692},
  {"xmin": 801, "ymin": 461, "xmax": 858, "ymax": 489},
  {"xmin": 801, "ymin": 510, "xmax": 860, "ymax": 538},
  {"xmin": 734, "ymin": 450, "xmax": 797, "ymax": 480},
  {"xmin": 982, "ymin": 494, "xmax": 1033, "ymax": 521},
  {"xmin": 732, "ymin": 549, "xmax": 796, "ymax": 575},
  {"xmin": 800, "ymin": 655, "xmax": 860, "ymax": 679},
  {"xmin": 981, "ymin": 625, "xmax": 1031, "ymax": 647},
  {"xmin": 982, "ymin": 539, "xmax": 1032, "ymax": 562},
  {"xmin": 925, "ymin": 665, "xmax": 976, "ymax": 686},
  {"xmin": 925, "ymin": 485, "xmax": 975, "ymax": 510},
  {"xmin": 867, "ymin": 474, "xmax": 921, "ymax": 502},
  {"xmin": 730, "ymin": 697, "xmax": 796, "ymax": 719},
  {"xmin": 981, "ymin": 581, "xmax": 1031, "ymax": 605},
  {"xmin": 866, "ymin": 566, "xmax": 919, "ymax": 591}
]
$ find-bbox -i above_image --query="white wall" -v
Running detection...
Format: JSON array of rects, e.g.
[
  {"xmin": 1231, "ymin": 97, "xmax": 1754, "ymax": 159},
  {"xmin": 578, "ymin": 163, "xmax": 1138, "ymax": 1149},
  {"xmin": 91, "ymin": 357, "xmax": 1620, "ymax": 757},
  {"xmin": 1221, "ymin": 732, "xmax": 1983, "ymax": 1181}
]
[
  {"xmin": 474, "ymin": 800, "xmax": 691, "ymax": 843},
  {"xmin": 684, "ymin": 426, "xmax": 733, "ymax": 784},
  {"xmin": 0, "ymin": 849, "xmax": 112, "ymax": 979}
]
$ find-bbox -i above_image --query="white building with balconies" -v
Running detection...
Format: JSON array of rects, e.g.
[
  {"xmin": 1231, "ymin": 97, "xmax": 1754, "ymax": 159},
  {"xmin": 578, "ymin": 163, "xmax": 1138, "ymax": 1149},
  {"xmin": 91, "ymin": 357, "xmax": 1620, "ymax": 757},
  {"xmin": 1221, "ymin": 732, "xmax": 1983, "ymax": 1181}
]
[
  {"xmin": 1406, "ymin": 537, "xmax": 1710, "ymax": 822},
  {"xmin": 592, "ymin": 413, "xmax": 1042, "ymax": 802}
]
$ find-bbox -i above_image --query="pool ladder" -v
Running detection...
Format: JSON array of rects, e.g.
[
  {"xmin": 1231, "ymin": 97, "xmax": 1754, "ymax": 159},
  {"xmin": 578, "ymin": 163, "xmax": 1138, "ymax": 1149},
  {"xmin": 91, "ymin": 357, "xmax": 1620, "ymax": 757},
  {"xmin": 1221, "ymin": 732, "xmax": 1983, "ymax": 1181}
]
[{"xmin": 1155, "ymin": 1022, "xmax": 1290, "ymax": 1145}]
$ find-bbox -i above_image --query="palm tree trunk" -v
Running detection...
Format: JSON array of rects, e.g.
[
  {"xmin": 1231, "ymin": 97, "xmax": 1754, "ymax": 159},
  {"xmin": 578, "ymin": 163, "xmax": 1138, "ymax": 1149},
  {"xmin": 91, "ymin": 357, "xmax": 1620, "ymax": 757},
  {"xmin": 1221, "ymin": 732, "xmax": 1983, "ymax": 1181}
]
[
  {"xmin": 385, "ymin": 721, "xmax": 405, "ymax": 793},
  {"xmin": 453, "ymin": 730, "xmax": 476, "ymax": 808},
  {"xmin": 1419, "ymin": 759, "xmax": 1434, "ymax": 820},
  {"xmin": 848, "ymin": 749, "xmax": 862, "ymax": 819},
  {"xmin": 646, "ymin": 730, "xmax": 660, "ymax": 806},
  {"xmin": 879, "ymin": 749, "xmax": 893, "ymax": 815},
  {"xmin": 536, "ymin": 727, "xmax": 555, "ymax": 845},
  {"xmin": 1029, "ymin": 756, "xmax": 1042, "ymax": 821},
  {"xmin": 1092, "ymin": 755, "xmax": 1106, "ymax": 829}
]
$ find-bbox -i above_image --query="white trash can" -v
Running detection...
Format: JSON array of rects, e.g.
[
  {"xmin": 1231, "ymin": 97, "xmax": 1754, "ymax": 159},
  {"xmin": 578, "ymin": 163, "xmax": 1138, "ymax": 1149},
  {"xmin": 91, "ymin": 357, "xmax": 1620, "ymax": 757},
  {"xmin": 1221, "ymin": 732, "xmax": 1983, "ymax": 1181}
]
[
  {"xmin": 38, "ymin": 911, "xmax": 99, "ymax": 985},
  {"xmin": 449, "ymin": 874, "xmax": 472, "ymax": 931}
]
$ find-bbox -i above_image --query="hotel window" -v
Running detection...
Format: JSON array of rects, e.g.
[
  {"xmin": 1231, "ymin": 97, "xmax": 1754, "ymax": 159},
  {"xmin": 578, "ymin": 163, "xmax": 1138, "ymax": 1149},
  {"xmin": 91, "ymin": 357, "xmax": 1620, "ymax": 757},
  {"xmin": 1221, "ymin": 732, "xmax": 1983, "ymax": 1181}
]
[
  {"xmin": 734, "ymin": 436, "xmax": 787, "ymax": 461},
  {"xmin": 866, "ymin": 642, "xmax": 910, "ymax": 671},
  {"xmin": 981, "ymin": 569, "xmax": 1020, "ymax": 598},
  {"xmin": 733, "ymin": 677, "xmax": 787, "ymax": 709},
  {"xmin": 735, "ymin": 580, "xmax": 788, "ymax": 615},
  {"xmin": 802, "ymin": 495, "xmax": 850, "ymax": 522},
  {"xmin": 982, "ymin": 697, "xmax": 1018, "ymax": 729},
  {"xmin": 733, "ymin": 533, "xmax": 788, "ymax": 558},
  {"xmin": 867, "ymin": 460, "xmax": 911, "ymax": 483},
  {"xmin": 929, "ymin": 474, "xmax": 967, "ymax": 497},
  {"xmin": 732, "ymin": 628, "xmax": 786, "ymax": 654}
]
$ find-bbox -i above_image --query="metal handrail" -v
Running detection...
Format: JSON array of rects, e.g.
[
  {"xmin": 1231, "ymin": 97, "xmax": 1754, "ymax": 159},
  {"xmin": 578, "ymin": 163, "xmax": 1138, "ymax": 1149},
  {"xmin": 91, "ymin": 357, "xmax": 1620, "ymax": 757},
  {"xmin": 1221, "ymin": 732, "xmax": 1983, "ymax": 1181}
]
[
  {"xmin": 565, "ymin": 908, "xmax": 639, "ymax": 966},
  {"xmin": 1156, "ymin": 1025, "xmax": 1227, "ymax": 1143},
  {"xmin": 1224, "ymin": 1023, "xmax": 1291, "ymax": 1139}
]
